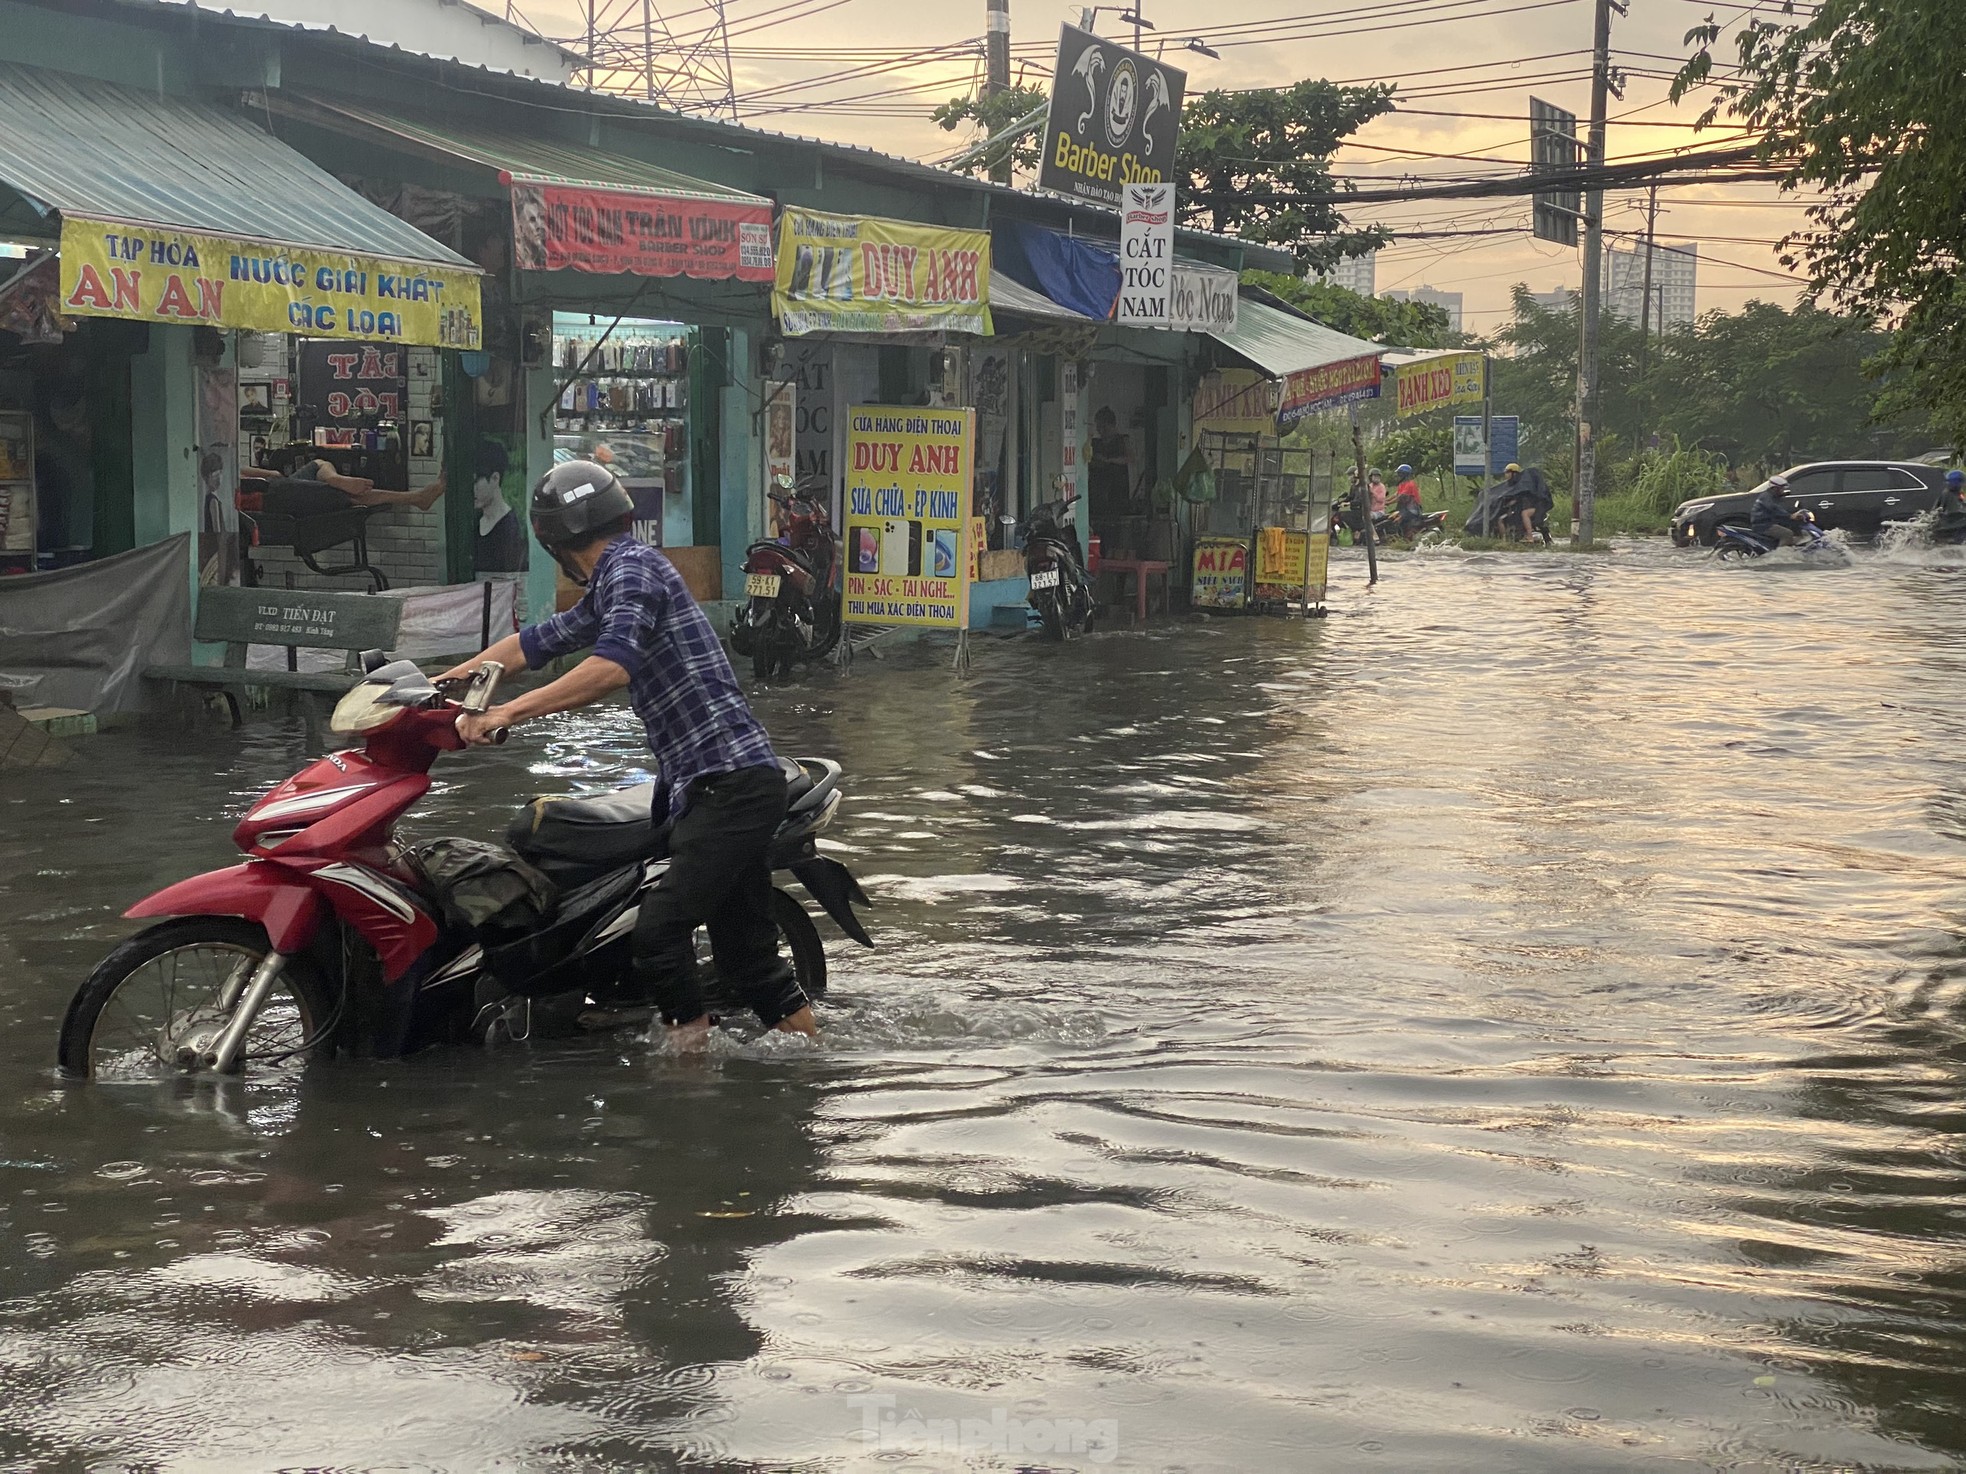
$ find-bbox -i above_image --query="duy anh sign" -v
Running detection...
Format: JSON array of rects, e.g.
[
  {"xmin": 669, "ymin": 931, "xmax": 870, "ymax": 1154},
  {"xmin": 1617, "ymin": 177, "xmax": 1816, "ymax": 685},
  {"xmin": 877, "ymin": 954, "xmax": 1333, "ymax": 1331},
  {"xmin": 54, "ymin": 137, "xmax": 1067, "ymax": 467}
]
[
  {"xmin": 1117, "ymin": 182, "xmax": 1174, "ymax": 327},
  {"xmin": 58, "ymin": 218, "xmax": 482, "ymax": 349},
  {"xmin": 1040, "ymin": 24, "xmax": 1185, "ymax": 209},
  {"xmin": 841, "ymin": 406, "xmax": 975, "ymax": 630},
  {"xmin": 773, "ymin": 210, "xmax": 992, "ymax": 337}
]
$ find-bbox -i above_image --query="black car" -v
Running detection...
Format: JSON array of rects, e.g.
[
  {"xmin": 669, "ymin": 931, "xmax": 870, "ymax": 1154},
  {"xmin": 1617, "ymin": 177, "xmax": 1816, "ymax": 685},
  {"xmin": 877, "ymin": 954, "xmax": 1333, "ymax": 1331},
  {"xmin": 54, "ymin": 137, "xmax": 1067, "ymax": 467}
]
[{"xmin": 1670, "ymin": 461, "xmax": 1947, "ymax": 546}]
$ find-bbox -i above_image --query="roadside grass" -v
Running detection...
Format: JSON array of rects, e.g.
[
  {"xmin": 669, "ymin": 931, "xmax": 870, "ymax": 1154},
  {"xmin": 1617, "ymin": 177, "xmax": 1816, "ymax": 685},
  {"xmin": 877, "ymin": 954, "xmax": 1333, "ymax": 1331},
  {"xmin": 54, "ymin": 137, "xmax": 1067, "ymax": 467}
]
[{"xmin": 1346, "ymin": 485, "xmax": 1674, "ymax": 553}]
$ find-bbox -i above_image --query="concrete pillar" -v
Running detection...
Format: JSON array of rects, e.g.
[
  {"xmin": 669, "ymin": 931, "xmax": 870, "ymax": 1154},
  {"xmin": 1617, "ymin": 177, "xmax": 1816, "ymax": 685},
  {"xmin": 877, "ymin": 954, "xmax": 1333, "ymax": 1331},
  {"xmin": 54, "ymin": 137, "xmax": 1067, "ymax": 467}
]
[
  {"xmin": 719, "ymin": 324, "xmax": 758, "ymax": 604},
  {"xmin": 127, "ymin": 324, "xmax": 202, "ymax": 649},
  {"xmin": 522, "ymin": 362, "xmax": 558, "ymax": 624}
]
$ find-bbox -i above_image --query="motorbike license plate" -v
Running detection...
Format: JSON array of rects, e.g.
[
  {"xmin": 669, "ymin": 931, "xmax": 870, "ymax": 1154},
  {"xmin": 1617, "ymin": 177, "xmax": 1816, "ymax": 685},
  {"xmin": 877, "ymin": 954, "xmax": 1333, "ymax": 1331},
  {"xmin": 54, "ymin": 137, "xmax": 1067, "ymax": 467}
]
[
  {"xmin": 745, "ymin": 573, "xmax": 782, "ymax": 598},
  {"xmin": 1029, "ymin": 567, "xmax": 1061, "ymax": 591}
]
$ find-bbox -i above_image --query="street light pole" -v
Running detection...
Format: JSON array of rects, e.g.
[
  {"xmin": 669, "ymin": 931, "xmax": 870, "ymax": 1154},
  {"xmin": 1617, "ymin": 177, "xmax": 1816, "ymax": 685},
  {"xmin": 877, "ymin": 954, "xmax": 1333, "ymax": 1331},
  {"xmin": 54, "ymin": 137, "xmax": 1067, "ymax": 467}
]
[{"xmin": 1572, "ymin": 0, "xmax": 1617, "ymax": 547}]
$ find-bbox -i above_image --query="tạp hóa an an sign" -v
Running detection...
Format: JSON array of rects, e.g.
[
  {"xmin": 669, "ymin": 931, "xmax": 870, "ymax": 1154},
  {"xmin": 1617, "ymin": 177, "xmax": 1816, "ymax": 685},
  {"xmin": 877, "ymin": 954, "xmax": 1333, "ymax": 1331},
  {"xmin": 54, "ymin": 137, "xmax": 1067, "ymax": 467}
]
[
  {"xmin": 773, "ymin": 211, "xmax": 992, "ymax": 337},
  {"xmin": 1039, "ymin": 24, "xmax": 1185, "ymax": 209},
  {"xmin": 57, "ymin": 217, "xmax": 482, "ymax": 349},
  {"xmin": 1395, "ymin": 351, "xmax": 1485, "ymax": 418},
  {"xmin": 509, "ymin": 180, "xmax": 773, "ymax": 281},
  {"xmin": 841, "ymin": 406, "xmax": 975, "ymax": 629}
]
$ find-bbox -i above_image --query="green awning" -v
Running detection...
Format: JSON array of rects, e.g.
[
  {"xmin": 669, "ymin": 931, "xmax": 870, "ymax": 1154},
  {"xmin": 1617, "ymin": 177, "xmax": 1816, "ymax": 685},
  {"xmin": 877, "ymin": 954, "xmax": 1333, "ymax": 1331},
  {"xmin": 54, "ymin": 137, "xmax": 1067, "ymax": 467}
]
[
  {"xmin": 272, "ymin": 92, "xmax": 768, "ymax": 206},
  {"xmin": 0, "ymin": 62, "xmax": 470, "ymax": 268},
  {"xmin": 1210, "ymin": 297, "xmax": 1384, "ymax": 381}
]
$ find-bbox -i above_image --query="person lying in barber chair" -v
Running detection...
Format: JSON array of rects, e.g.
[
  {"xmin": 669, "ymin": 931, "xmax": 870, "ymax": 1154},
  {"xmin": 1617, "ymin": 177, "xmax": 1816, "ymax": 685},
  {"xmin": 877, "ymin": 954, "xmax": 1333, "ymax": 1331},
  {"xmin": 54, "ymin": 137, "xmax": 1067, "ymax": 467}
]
[{"xmin": 237, "ymin": 459, "xmax": 446, "ymax": 517}]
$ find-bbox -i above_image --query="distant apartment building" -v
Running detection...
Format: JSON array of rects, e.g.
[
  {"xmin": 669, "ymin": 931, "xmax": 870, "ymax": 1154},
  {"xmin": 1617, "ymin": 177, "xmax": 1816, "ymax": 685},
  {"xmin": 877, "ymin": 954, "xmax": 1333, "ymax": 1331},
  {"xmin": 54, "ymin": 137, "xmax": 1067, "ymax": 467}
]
[
  {"xmin": 1526, "ymin": 287, "xmax": 1576, "ymax": 314},
  {"xmin": 1604, "ymin": 241, "xmax": 1699, "ymax": 332},
  {"xmin": 1382, "ymin": 285, "xmax": 1463, "ymax": 332},
  {"xmin": 1315, "ymin": 250, "xmax": 1377, "ymax": 297}
]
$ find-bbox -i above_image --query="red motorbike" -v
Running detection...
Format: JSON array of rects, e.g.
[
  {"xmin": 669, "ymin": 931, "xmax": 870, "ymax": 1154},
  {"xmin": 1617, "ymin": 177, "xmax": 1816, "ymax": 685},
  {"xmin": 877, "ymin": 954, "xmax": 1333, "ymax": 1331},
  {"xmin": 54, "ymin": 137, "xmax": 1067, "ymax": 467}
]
[
  {"xmin": 730, "ymin": 475, "xmax": 843, "ymax": 680},
  {"xmin": 57, "ymin": 658, "xmax": 870, "ymax": 1079}
]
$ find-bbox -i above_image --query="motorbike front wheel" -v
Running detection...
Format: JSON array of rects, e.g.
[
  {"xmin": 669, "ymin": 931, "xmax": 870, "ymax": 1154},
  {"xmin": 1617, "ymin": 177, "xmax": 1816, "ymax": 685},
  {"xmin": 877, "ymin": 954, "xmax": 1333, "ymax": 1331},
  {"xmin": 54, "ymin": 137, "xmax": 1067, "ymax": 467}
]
[{"xmin": 58, "ymin": 917, "xmax": 336, "ymax": 1080}]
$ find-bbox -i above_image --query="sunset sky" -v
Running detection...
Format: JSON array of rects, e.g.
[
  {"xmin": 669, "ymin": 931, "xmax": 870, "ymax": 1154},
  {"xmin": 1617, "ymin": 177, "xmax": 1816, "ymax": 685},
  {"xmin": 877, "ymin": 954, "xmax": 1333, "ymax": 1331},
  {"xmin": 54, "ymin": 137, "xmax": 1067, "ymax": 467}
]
[{"xmin": 517, "ymin": 0, "xmax": 1817, "ymax": 336}]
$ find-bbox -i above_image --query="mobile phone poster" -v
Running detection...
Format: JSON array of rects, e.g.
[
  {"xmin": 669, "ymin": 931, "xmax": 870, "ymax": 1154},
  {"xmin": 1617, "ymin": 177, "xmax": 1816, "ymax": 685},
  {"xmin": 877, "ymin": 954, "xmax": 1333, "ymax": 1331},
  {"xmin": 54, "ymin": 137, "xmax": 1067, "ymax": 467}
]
[{"xmin": 841, "ymin": 406, "xmax": 975, "ymax": 629}]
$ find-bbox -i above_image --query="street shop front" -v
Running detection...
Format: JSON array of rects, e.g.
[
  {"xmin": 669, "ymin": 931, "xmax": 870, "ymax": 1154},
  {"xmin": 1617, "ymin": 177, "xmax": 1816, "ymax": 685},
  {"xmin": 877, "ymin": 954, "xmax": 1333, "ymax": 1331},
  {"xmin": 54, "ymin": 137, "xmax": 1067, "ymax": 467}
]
[
  {"xmin": 256, "ymin": 91, "xmax": 778, "ymax": 620},
  {"xmin": 768, "ymin": 208, "xmax": 1002, "ymax": 637},
  {"xmin": 0, "ymin": 59, "xmax": 484, "ymax": 708},
  {"xmin": 1184, "ymin": 295, "xmax": 1391, "ymax": 616}
]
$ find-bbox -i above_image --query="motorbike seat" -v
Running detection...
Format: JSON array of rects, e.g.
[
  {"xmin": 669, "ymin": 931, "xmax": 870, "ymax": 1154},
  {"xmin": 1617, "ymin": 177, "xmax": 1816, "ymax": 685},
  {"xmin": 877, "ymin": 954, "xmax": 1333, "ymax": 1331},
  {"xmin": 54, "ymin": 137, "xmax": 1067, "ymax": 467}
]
[
  {"xmin": 508, "ymin": 757, "xmax": 839, "ymax": 869},
  {"xmin": 507, "ymin": 781, "xmax": 667, "ymax": 870}
]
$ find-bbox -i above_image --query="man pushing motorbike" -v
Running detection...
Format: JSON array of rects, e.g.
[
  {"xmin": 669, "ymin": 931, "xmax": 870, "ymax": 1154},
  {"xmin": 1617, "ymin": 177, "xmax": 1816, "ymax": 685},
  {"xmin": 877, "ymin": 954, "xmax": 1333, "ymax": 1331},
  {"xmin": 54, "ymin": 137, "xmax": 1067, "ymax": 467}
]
[{"xmin": 440, "ymin": 460, "xmax": 818, "ymax": 1045}]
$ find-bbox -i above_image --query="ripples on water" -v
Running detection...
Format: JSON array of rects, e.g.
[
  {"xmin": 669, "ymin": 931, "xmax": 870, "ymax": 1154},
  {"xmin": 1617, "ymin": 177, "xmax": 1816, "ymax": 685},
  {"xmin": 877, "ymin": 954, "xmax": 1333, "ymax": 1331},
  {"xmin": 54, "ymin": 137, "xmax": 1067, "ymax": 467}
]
[{"xmin": 5, "ymin": 542, "xmax": 1966, "ymax": 1470}]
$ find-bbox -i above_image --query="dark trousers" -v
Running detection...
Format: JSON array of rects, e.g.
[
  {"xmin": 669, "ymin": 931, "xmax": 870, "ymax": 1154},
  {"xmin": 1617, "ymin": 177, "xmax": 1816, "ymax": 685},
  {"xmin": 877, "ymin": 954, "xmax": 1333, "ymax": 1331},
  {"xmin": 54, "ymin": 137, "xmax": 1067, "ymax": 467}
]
[{"xmin": 631, "ymin": 764, "xmax": 803, "ymax": 1026}]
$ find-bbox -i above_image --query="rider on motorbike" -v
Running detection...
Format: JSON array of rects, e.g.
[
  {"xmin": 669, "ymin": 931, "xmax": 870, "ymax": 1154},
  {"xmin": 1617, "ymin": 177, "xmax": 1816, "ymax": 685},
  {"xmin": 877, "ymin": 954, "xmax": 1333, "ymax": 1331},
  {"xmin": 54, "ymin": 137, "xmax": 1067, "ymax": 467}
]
[
  {"xmin": 1392, "ymin": 465, "xmax": 1428, "ymax": 538},
  {"xmin": 1749, "ymin": 473, "xmax": 1810, "ymax": 547},
  {"xmin": 1935, "ymin": 469, "xmax": 1966, "ymax": 541},
  {"xmin": 439, "ymin": 460, "xmax": 818, "ymax": 1045},
  {"xmin": 1501, "ymin": 463, "xmax": 1552, "ymax": 541}
]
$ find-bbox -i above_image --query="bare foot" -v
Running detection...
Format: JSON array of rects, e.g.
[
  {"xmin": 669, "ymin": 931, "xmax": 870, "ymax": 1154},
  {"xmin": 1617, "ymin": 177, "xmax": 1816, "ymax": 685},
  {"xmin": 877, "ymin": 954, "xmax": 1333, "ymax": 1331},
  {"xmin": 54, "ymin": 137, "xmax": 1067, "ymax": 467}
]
[
  {"xmin": 773, "ymin": 1006, "xmax": 819, "ymax": 1038},
  {"xmin": 409, "ymin": 472, "xmax": 447, "ymax": 511},
  {"xmin": 666, "ymin": 1014, "xmax": 714, "ymax": 1053}
]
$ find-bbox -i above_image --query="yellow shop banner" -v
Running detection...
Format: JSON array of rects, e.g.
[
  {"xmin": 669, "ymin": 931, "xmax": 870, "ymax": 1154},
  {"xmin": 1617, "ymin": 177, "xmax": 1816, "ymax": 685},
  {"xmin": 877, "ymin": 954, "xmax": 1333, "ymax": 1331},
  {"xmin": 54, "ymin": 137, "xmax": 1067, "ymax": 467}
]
[
  {"xmin": 774, "ymin": 210, "xmax": 992, "ymax": 337},
  {"xmin": 58, "ymin": 217, "xmax": 483, "ymax": 349},
  {"xmin": 841, "ymin": 405, "xmax": 975, "ymax": 629},
  {"xmin": 1395, "ymin": 351, "xmax": 1485, "ymax": 418}
]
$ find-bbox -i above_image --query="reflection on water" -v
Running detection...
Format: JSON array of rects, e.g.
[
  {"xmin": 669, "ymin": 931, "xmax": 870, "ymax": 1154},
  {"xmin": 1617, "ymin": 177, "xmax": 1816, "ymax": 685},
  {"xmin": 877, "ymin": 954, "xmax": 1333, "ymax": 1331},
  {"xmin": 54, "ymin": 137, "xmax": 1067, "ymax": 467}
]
[{"xmin": 6, "ymin": 543, "xmax": 1966, "ymax": 1469}]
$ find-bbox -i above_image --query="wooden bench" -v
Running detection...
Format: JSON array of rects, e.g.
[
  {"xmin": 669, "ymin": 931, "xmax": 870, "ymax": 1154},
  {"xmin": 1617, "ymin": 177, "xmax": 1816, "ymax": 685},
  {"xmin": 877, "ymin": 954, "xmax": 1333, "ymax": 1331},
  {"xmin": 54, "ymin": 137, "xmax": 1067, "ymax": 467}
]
[{"xmin": 146, "ymin": 585, "xmax": 404, "ymax": 727}]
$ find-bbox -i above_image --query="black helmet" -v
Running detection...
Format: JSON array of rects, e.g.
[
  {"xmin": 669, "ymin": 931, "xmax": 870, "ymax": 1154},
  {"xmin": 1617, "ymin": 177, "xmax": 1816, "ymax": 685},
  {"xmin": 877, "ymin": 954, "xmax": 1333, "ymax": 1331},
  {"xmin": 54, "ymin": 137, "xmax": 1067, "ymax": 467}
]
[{"xmin": 532, "ymin": 457, "xmax": 632, "ymax": 542}]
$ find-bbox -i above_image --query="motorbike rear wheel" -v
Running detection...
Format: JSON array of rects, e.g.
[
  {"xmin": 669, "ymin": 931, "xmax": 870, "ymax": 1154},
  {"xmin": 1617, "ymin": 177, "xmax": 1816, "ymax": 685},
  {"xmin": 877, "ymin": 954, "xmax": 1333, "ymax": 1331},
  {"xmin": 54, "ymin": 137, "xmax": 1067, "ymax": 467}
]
[
  {"xmin": 58, "ymin": 917, "xmax": 335, "ymax": 1080},
  {"xmin": 1714, "ymin": 540, "xmax": 1755, "ymax": 563},
  {"xmin": 1034, "ymin": 591, "xmax": 1066, "ymax": 641}
]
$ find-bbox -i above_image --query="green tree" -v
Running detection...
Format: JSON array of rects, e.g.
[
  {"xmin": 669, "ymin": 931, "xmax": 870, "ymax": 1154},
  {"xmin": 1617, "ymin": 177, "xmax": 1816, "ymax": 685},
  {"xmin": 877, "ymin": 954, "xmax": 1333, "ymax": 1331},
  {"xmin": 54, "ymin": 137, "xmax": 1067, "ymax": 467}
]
[
  {"xmin": 931, "ymin": 84, "xmax": 1051, "ymax": 178},
  {"xmin": 1176, "ymin": 81, "xmax": 1395, "ymax": 271},
  {"xmin": 1675, "ymin": 0, "xmax": 1966, "ymax": 448},
  {"xmin": 1242, "ymin": 271, "xmax": 1454, "ymax": 347},
  {"xmin": 933, "ymin": 78, "xmax": 1393, "ymax": 270}
]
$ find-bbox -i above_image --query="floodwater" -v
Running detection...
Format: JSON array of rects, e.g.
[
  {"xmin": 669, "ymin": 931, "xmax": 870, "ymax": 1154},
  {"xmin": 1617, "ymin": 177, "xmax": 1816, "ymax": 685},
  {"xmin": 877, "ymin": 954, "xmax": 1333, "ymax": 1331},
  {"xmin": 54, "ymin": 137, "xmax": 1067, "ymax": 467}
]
[{"xmin": 7, "ymin": 539, "xmax": 1966, "ymax": 1472}]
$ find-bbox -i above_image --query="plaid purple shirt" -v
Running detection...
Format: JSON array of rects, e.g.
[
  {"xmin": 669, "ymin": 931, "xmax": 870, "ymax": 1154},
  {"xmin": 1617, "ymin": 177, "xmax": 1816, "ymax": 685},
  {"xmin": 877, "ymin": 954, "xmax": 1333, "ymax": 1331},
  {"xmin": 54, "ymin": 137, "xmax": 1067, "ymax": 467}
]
[{"xmin": 519, "ymin": 539, "xmax": 778, "ymax": 817}]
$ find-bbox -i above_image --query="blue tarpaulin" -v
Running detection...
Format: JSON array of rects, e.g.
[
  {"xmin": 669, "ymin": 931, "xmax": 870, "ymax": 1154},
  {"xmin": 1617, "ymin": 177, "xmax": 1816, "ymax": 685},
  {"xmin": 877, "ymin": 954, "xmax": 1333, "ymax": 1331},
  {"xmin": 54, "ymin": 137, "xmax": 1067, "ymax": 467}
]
[{"xmin": 996, "ymin": 223, "xmax": 1120, "ymax": 321}]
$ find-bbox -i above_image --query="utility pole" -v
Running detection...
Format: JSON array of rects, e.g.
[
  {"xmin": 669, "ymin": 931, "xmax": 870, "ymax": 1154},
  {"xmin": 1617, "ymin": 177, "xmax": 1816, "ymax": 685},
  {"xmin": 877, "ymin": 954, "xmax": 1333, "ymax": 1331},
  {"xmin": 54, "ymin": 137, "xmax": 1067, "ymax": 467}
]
[
  {"xmin": 986, "ymin": 0, "xmax": 1011, "ymax": 184},
  {"xmin": 1573, "ymin": 0, "xmax": 1617, "ymax": 547},
  {"xmin": 1636, "ymin": 184, "xmax": 1658, "ymax": 442}
]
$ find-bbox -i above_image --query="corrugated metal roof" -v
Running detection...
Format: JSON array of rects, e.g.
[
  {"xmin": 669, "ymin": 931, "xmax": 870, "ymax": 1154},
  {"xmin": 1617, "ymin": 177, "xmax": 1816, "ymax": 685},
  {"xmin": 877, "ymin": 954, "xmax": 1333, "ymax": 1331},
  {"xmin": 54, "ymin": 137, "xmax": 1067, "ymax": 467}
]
[
  {"xmin": 1212, "ymin": 296, "xmax": 1384, "ymax": 378},
  {"xmin": 989, "ymin": 270, "xmax": 1095, "ymax": 323},
  {"xmin": 277, "ymin": 92, "xmax": 768, "ymax": 205},
  {"xmin": 0, "ymin": 62, "xmax": 473, "ymax": 267},
  {"xmin": 111, "ymin": 0, "xmax": 585, "ymax": 73}
]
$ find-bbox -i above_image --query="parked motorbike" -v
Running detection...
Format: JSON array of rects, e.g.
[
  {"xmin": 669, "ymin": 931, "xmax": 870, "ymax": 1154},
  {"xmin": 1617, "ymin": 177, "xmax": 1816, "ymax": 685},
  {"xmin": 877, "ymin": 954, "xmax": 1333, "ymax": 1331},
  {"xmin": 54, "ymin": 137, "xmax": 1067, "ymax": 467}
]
[
  {"xmin": 1020, "ymin": 491, "xmax": 1095, "ymax": 639},
  {"xmin": 730, "ymin": 475, "xmax": 843, "ymax": 679},
  {"xmin": 57, "ymin": 657, "xmax": 872, "ymax": 1079},
  {"xmin": 1714, "ymin": 513, "xmax": 1840, "ymax": 562}
]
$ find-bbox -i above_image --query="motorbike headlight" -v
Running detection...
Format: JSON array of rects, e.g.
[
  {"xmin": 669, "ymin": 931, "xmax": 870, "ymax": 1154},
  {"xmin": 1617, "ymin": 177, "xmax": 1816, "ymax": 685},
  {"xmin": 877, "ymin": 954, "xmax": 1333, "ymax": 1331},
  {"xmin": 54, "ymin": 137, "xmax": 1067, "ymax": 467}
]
[{"xmin": 330, "ymin": 682, "xmax": 410, "ymax": 735}]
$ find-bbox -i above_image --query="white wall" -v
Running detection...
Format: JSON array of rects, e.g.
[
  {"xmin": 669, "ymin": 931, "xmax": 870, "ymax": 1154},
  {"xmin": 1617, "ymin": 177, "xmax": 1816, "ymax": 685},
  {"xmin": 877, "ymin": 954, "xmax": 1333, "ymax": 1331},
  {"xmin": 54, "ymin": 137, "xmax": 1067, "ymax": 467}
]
[{"xmin": 162, "ymin": 0, "xmax": 578, "ymax": 79}]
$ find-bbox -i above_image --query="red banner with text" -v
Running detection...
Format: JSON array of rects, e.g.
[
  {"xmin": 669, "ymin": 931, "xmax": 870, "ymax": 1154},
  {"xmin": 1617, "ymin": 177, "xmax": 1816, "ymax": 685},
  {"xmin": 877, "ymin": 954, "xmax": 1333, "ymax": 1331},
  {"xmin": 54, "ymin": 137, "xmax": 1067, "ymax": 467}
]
[{"xmin": 509, "ymin": 180, "xmax": 775, "ymax": 281}]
